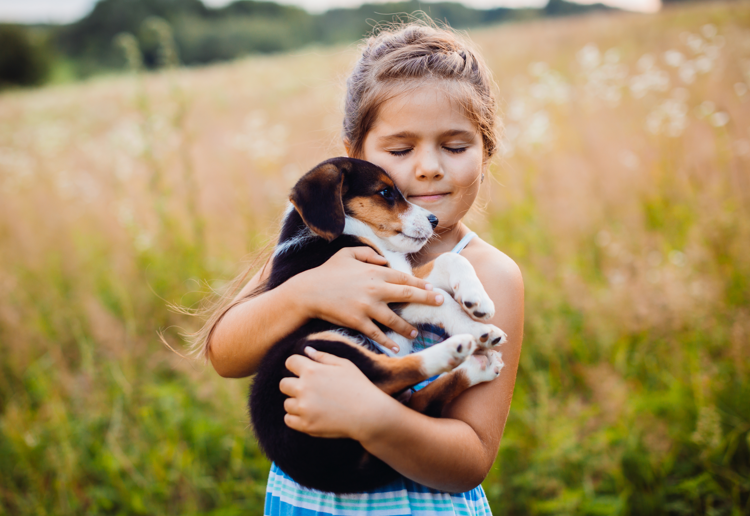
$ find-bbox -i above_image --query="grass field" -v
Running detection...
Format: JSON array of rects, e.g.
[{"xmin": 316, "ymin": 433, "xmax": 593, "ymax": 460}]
[{"xmin": 1, "ymin": 2, "xmax": 749, "ymax": 514}]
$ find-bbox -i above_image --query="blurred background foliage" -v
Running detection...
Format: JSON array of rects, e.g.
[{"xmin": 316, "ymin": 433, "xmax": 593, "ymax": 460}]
[
  {"xmin": 1, "ymin": 0, "xmax": 749, "ymax": 515},
  {"xmin": 0, "ymin": 0, "xmax": 616, "ymax": 87}
]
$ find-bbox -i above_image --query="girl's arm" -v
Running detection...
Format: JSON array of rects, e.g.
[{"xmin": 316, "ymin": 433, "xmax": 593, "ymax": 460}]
[
  {"xmin": 208, "ymin": 246, "xmax": 444, "ymax": 378},
  {"xmin": 281, "ymin": 242, "xmax": 524, "ymax": 492}
]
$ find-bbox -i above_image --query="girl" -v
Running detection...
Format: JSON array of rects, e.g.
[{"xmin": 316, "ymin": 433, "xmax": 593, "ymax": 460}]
[{"xmin": 202, "ymin": 21, "xmax": 524, "ymax": 516}]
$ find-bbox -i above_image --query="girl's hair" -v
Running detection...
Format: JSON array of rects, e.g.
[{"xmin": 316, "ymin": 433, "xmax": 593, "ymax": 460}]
[{"xmin": 343, "ymin": 20, "xmax": 499, "ymax": 162}]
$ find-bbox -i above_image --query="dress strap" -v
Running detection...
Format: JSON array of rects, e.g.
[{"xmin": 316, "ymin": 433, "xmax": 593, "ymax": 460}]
[{"xmin": 451, "ymin": 232, "xmax": 477, "ymax": 254}]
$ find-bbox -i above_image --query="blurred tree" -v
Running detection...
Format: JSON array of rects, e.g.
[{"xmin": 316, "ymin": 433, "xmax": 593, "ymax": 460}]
[
  {"xmin": 56, "ymin": 0, "xmax": 208, "ymax": 73},
  {"xmin": 661, "ymin": 0, "xmax": 725, "ymax": 3},
  {"xmin": 544, "ymin": 0, "xmax": 613, "ymax": 17},
  {"xmin": 48, "ymin": 0, "xmax": 616, "ymax": 79},
  {"xmin": 0, "ymin": 25, "xmax": 52, "ymax": 88}
]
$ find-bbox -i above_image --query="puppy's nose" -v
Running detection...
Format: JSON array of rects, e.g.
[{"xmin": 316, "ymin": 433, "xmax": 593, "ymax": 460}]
[{"xmin": 428, "ymin": 214, "xmax": 439, "ymax": 229}]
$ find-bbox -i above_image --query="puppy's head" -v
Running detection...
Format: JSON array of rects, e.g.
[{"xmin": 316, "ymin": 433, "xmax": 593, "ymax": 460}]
[{"xmin": 290, "ymin": 157, "xmax": 437, "ymax": 252}]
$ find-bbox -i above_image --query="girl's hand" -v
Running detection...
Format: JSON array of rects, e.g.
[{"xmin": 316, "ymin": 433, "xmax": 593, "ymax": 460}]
[
  {"xmin": 280, "ymin": 347, "xmax": 388, "ymax": 439},
  {"xmin": 291, "ymin": 247, "xmax": 443, "ymax": 353}
]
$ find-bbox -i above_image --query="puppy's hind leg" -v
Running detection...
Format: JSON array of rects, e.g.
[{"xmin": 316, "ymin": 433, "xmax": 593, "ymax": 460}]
[
  {"xmin": 305, "ymin": 331, "xmax": 475, "ymax": 396},
  {"xmin": 408, "ymin": 351, "xmax": 504, "ymax": 417}
]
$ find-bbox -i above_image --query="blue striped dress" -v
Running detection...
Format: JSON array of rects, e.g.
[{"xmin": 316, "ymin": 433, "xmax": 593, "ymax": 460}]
[{"xmin": 264, "ymin": 232, "xmax": 493, "ymax": 515}]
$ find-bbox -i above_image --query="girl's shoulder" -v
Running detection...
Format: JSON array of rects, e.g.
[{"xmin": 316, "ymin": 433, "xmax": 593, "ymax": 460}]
[{"xmin": 461, "ymin": 235, "xmax": 523, "ymax": 295}]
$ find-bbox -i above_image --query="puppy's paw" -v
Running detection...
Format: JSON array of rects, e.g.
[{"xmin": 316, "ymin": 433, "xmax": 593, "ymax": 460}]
[
  {"xmin": 452, "ymin": 277, "xmax": 495, "ymax": 321},
  {"xmin": 461, "ymin": 323, "xmax": 507, "ymax": 349},
  {"xmin": 476, "ymin": 325, "xmax": 507, "ymax": 349},
  {"xmin": 457, "ymin": 351, "xmax": 504, "ymax": 386},
  {"xmin": 419, "ymin": 334, "xmax": 477, "ymax": 375}
]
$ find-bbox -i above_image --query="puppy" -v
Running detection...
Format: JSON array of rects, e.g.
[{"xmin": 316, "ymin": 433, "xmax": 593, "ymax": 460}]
[{"xmin": 249, "ymin": 157, "xmax": 506, "ymax": 493}]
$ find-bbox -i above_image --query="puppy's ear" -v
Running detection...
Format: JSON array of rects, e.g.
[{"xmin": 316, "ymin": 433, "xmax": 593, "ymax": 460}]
[{"xmin": 290, "ymin": 160, "xmax": 350, "ymax": 241}]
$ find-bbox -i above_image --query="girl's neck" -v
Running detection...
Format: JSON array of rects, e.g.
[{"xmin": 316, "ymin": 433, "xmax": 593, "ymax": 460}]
[{"xmin": 408, "ymin": 222, "xmax": 471, "ymax": 266}]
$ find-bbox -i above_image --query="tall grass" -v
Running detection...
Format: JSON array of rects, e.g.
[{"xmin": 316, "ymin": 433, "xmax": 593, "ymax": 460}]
[{"xmin": 1, "ymin": 3, "xmax": 748, "ymax": 514}]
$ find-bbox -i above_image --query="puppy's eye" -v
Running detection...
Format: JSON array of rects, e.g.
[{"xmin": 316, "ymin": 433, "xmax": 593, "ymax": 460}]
[{"xmin": 379, "ymin": 187, "xmax": 395, "ymax": 201}]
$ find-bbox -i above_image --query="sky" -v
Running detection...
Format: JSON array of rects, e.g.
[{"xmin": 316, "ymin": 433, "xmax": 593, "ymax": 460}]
[{"xmin": 0, "ymin": 0, "xmax": 660, "ymax": 24}]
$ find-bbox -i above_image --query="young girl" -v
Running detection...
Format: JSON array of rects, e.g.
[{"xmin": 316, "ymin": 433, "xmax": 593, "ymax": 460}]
[{"xmin": 203, "ymin": 21, "xmax": 524, "ymax": 516}]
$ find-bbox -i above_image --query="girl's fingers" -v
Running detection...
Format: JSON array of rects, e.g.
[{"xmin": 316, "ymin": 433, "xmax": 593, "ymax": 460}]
[
  {"xmin": 303, "ymin": 346, "xmax": 351, "ymax": 366},
  {"xmin": 284, "ymin": 413, "xmax": 304, "ymax": 432},
  {"xmin": 284, "ymin": 354, "xmax": 314, "ymax": 376},
  {"xmin": 384, "ymin": 284, "xmax": 443, "ymax": 306},
  {"xmin": 349, "ymin": 247, "xmax": 389, "ymax": 266},
  {"xmin": 370, "ymin": 306, "xmax": 417, "ymax": 342},
  {"xmin": 283, "ymin": 397, "xmax": 300, "ymax": 415},
  {"xmin": 381, "ymin": 267, "xmax": 433, "ymax": 291},
  {"xmin": 359, "ymin": 320, "xmax": 400, "ymax": 353},
  {"xmin": 279, "ymin": 376, "xmax": 301, "ymax": 397}
]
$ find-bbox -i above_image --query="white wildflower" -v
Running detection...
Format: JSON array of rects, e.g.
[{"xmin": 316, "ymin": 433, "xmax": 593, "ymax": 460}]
[
  {"xmin": 703, "ymin": 45, "xmax": 720, "ymax": 61},
  {"xmin": 694, "ymin": 55, "xmax": 713, "ymax": 74},
  {"xmin": 710, "ymin": 112, "xmax": 730, "ymax": 127},
  {"xmin": 507, "ymin": 99, "xmax": 526, "ymax": 121},
  {"xmin": 664, "ymin": 50, "xmax": 685, "ymax": 67},
  {"xmin": 701, "ymin": 24, "xmax": 717, "ymax": 39},
  {"xmin": 528, "ymin": 61, "xmax": 549, "ymax": 76},
  {"xmin": 608, "ymin": 270, "xmax": 626, "ymax": 286},
  {"xmin": 629, "ymin": 68, "xmax": 669, "ymax": 99},
  {"xmin": 135, "ymin": 232, "xmax": 153, "ymax": 252},
  {"xmin": 678, "ymin": 61, "xmax": 696, "ymax": 84},
  {"xmin": 604, "ymin": 48, "xmax": 620, "ymax": 64},
  {"xmin": 699, "ymin": 101, "xmax": 715, "ymax": 118},
  {"xmin": 637, "ymin": 53, "xmax": 656, "ymax": 72},
  {"xmin": 117, "ymin": 202, "xmax": 135, "ymax": 227},
  {"xmin": 669, "ymin": 250, "xmax": 686, "ymax": 267},
  {"xmin": 231, "ymin": 111, "xmax": 288, "ymax": 162},
  {"xmin": 577, "ymin": 43, "xmax": 601, "ymax": 71},
  {"xmin": 646, "ymin": 95, "xmax": 688, "ymax": 137},
  {"xmin": 525, "ymin": 111, "xmax": 551, "ymax": 146},
  {"xmin": 504, "ymin": 123, "xmax": 521, "ymax": 142},
  {"xmin": 619, "ymin": 150, "xmax": 640, "ymax": 170},
  {"xmin": 686, "ymin": 34, "xmax": 704, "ymax": 54}
]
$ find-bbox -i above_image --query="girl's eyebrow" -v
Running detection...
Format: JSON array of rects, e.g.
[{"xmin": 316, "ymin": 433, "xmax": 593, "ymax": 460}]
[{"xmin": 378, "ymin": 129, "xmax": 475, "ymax": 143}]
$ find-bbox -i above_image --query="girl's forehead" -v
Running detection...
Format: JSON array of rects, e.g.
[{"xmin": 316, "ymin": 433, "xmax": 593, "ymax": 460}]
[{"xmin": 373, "ymin": 83, "xmax": 476, "ymax": 135}]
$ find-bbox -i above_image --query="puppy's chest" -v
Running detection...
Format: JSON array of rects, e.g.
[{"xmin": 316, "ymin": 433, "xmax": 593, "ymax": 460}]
[{"xmin": 381, "ymin": 250, "xmax": 412, "ymax": 275}]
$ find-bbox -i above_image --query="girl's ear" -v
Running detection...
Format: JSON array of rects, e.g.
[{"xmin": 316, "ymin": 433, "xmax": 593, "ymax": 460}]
[{"xmin": 289, "ymin": 159, "xmax": 351, "ymax": 241}]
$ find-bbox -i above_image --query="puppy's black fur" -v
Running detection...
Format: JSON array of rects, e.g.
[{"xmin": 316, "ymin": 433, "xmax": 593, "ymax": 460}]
[{"xmin": 249, "ymin": 158, "xmax": 428, "ymax": 493}]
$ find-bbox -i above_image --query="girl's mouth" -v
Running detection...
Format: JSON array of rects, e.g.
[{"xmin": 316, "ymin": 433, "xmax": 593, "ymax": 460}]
[{"xmin": 409, "ymin": 193, "xmax": 449, "ymax": 202}]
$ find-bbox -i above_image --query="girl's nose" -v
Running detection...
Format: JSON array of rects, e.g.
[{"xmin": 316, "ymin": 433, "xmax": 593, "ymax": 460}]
[{"xmin": 415, "ymin": 148, "xmax": 443, "ymax": 180}]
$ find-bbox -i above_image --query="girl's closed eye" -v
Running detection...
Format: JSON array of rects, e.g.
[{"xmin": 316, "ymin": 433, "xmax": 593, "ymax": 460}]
[{"xmin": 388, "ymin": 146, "xmax": 469, "ymax": 157}]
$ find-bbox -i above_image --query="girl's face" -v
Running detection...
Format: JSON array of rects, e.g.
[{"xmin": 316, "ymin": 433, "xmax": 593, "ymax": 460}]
[{"xmin": 358, "ymin": 84, "xmax": 484, "ymax": 232}]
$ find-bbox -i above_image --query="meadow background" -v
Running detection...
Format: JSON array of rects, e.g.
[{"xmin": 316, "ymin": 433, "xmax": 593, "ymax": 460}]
[{"xmin": 1, "ymin": 1, "xmax": 749, "ymax": 514}]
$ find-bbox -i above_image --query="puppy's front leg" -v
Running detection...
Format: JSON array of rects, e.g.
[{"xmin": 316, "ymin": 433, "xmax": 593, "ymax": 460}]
[
  {"xmin": 399, "ymin": 290, "xmax": 506, "ymax": 349},
  {"xmin": 414, "ymin": 254, "xmax": 495, "ymax": 321}
]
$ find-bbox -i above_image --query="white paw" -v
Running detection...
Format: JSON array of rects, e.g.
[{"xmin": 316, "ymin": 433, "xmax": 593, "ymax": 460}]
[
  {"xmin": 419, "ymin": 334, "xmax": 477, "ymax": 375},
  {"xmin": 457, "ymin": 351, "xmax": 504, "ymax": 386},
  {"xmin": 466, "ymin": 323, "xmax": 507, "ymax": 349},
  {"xmin": 452, "ymin": 277, "xmax": 495, "ymax": 321}
]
